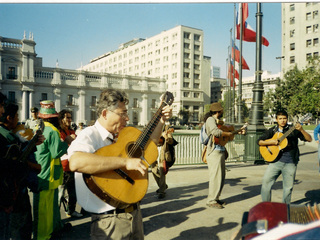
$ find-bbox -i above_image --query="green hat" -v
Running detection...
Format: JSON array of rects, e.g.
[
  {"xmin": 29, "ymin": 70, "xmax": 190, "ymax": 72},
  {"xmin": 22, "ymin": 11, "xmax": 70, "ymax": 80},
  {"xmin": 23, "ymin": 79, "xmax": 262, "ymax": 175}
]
[{"xmin": 38, "ymin": 100, "xmax": 59, "ymax": 119}]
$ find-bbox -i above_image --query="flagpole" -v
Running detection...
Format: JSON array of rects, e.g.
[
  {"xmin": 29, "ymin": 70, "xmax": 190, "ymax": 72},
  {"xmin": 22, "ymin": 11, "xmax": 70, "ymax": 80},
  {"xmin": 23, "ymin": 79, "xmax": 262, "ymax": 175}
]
[
  {"xmin": 238, "ymin": 3, "xmax": 243, "ymax": 123},
  {"xmin": 232, "ymin": 3, "xmax": 236, "ymax": 124},
  {"xmin": 228, "ymin": 29, "xmax": 233, "ymax": 123},
  {"xmin": 244, "ymin": 3, "xmax": 265, "ymax": 163}
]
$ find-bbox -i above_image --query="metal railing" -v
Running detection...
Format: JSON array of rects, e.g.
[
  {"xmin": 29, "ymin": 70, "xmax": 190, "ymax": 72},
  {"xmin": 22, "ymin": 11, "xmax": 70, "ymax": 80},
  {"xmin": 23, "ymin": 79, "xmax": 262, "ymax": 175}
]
[{"xmin": 172, "ymin": 133, "xmax": 246, "ymax": 165}]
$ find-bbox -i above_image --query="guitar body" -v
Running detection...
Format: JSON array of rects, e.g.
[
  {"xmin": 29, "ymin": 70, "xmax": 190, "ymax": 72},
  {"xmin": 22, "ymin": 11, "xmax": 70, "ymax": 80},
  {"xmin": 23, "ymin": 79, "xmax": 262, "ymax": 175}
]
[
  {"xmin": 214, "ymin": 125, "xmax": 235, "ymax": 146},
  {"xmin": 259, "ymin": 132, "xmax": 288, "ymax": 162},
  {"xmin": 84, "ymin": 126, "xmax": 158, "ymax": 208}
]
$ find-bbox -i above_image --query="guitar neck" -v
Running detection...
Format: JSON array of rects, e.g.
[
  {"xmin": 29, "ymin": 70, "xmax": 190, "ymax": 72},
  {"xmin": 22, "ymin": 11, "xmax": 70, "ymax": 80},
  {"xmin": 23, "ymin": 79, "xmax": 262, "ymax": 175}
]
[
  {"xmin": 135, "ymin": 102, "xmax": 166, "ymax": 150},
  {"xmin": 278, "ymin": 125, "xmax": 296, "ymax": 143}
]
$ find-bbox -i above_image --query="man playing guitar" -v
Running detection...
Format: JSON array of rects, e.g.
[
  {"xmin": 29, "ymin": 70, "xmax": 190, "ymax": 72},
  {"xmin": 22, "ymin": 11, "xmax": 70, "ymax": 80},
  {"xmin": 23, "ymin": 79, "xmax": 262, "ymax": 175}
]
[
  {"xmin": 68, "ymin": 89, "xmax": 172, "ymax": 239},
  {"xmin": 204, "ymin": 102, "xmax": 245, "ymax": 209},
  {"xmin": 258, "ymin": 110, "xmax": 312, "ymax": 204}
]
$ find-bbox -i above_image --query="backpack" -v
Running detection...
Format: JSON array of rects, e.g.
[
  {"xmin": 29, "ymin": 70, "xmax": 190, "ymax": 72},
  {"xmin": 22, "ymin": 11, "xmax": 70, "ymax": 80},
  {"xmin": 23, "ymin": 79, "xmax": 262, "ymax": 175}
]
[{"xmin": 200, "ymin": 123, "xmax": 210, "ymax": 145}]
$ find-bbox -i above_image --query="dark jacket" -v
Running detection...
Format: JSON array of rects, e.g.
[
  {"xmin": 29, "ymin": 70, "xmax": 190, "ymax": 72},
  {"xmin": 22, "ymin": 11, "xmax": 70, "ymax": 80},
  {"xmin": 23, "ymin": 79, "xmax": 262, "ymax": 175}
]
[{"xmin": 257, "ymin": 124, "xmax": 307, "ymax": 164}]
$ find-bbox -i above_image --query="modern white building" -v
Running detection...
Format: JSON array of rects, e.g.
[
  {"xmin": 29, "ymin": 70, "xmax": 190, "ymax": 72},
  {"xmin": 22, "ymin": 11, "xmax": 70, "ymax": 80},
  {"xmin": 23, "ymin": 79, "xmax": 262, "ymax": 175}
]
[
  {"xmin": 81, "ymin": 25, "xmax": 211, "ymax": 124},
  {"xmin": 281, "ymin": 2, "xmax": 320, "ymax": 74},
  {"xmin": 0, "ymin": 34, "xmax": 165, "ymax": 126}
]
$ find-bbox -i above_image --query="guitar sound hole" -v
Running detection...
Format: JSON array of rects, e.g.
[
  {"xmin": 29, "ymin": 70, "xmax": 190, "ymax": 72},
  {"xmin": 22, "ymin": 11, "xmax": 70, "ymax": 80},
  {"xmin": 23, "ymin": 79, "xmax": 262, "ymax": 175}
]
[{"xmin": 127, "ymin": 143, "xmax": 143, "ymax": 158}]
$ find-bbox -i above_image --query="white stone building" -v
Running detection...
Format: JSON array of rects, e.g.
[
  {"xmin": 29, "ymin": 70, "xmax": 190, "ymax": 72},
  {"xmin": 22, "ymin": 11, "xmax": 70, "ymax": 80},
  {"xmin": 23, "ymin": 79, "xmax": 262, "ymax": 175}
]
[
  {"xmin": 81, "ymin": 25, "xmax": 211, "ymax": 124},
  {"xmin": 0, "ymin": 34, "xmax": 165, "ymax": 126},
  {"xmin": 282, "ymin": 2, "xmax": 320, "ymax": 74}
]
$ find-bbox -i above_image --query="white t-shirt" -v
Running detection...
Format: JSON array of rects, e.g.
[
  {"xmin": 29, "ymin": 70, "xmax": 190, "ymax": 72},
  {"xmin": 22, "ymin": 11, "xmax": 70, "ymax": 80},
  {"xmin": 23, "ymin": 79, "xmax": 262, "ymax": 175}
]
[{"xmin": 68, "ymin": 120, "xmax": 115, "ymax": 213}]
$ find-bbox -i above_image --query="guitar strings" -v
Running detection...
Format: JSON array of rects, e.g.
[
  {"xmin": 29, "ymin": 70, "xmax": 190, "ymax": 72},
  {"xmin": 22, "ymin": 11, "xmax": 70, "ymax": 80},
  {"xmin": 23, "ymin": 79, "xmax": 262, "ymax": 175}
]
[{"xmin": 127, "ymin": 102, "xmax": 165, "ymax": 158}]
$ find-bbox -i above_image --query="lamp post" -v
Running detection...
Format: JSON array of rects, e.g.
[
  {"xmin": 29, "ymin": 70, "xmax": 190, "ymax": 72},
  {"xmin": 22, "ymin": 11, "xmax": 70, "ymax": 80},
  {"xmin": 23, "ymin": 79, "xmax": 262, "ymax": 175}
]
[
  {"xmin": 276, "ymin": 56, "xmax": 284, "ymax": 78},
  {"xmin": 243, "ymin": 3, "xmax": 266, "ymax": 163}
]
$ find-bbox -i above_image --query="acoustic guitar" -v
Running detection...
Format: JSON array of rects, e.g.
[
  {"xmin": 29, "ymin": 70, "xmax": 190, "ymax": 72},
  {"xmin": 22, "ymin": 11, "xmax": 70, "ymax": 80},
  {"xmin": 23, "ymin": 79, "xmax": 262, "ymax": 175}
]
[
  {"xmin": 259, "ymin": 113, "xmax": 312, "ymax": 162},
  {"xmin": 84, "ymin": 92, "xmax": 174, "ymax": 208},
  {"xmin": 214, "ymin": 123, "xmax": 247, "ymax": 146}
]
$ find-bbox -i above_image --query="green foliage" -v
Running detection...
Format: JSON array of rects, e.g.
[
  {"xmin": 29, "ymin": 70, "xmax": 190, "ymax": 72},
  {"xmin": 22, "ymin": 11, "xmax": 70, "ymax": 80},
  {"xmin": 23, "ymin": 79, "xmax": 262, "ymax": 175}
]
[{"xmin": 264, "ymin": 57, "xmax": 320, "ymax": 118}]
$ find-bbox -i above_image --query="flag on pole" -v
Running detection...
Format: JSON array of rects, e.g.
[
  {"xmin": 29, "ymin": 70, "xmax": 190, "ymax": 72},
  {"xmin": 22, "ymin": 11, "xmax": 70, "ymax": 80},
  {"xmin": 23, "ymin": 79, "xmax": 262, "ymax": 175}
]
[
  {"xmin": 228, "ymin": 60, "xmax": 238, "ymax": 87},
  {"xmin": 232, "ymin": 40, "xmax": 250, "ymax": 70},
  {"xmin": 236, "ymin": 3, "xmax": 270, "ymax": 47}
]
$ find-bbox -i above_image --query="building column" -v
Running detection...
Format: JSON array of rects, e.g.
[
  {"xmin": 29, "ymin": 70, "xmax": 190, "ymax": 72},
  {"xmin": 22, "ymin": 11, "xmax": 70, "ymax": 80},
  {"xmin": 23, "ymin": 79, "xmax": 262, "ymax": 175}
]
[
  {"xmin": 54, "ymin": 88, "xmax": 61, "ymax": 112},
  {"xmin": 78, "ymin": 89, "xmax": 86, "ymax": 124},
  {"xmin": 22, "ymin": 55, "xmax": 28, "ymax": 82},
  {"xmin": 21, "ymin": 91, "xmax": 28, "ymax": 122},
  {"xmin": 28, "ymin": 91, "xmax": 34, "ymax": 118},
  {"xmin": 141, "ymin": 94, "xmax": 148, "ymax": 125}
]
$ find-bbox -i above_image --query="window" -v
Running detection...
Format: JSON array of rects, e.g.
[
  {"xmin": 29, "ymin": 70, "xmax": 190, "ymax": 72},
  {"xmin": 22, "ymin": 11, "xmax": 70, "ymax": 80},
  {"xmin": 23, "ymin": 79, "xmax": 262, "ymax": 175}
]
[
  {"xmin": 306, "ymin": 12, "xmax": 312, "ymax": 20},
  {"xmin": 290, "ymin": 4, "xmax": 295, "ymax": 11},
  {"xmin": 67, "ymin": 95, "xmax": 74, "ymax": 105},
  {"xmin": 7, "ymin": 67, "xmax": 17, "ymax": 79},
  {"xmin": 306, "ymin": 53, "xmax": 312, "ymax": 60},
  {"xmin": 183, "ymin": 32, "xmax": 190, "ymax": 39},
  {"xmin": 194, "ymin": 74, "xmax": 200, "ymax": 79},
  {"xmin": 184, "ymin": 43, "xmax": 190, "ymax": 49},
  {"xmin": 306, "ymin": 26, "xmax": 312, "ymax": 33},
  {"xmin": 194, "ymin": 93, "xmax": 200, "ymax": 98},
  {"xmin": 194, "ymin": 45, "xmax": 200, "ymax": 51},
  {"xmin": 306, "ymin": 39, "xmax": 312, "ymax": 47},
  {"xmin": 41, "ymin": 93, "xmax": 48, "ymax": 101},
  {"xmin": 184, "ymin": 63, "xmax": 190, "ymax": 68},
  {"xmin": 151, "ymin": 99, "xmax": 156, "ymax": 108},
  {"xmin": 194, "ymin": 83, "xmax": 200, "ymax": 89},
  {"xmin": 183, "ymin": 82, "xmax": 189, "ymax": 88},
  {"xmin": 314, "ymin": 38, "xmax": 319, "ymax": 46},
  {"xmin": 91, "ymin": 96, "xmax": 97, "ymax": 107},
  {"xmin": 163, "ymin": 56, "xmax": 168, "ymax": 62},
  {"xmin": 314, "ymin": 24, "xmax": 319, "ymax": 32},
  {"xmin": 290, "ymin": 30, "xmax": 295, "ymax": 37},
  {"xmin": 290, "ymin": 43, "xmax": 295, "ymax": 50},
  {"xmin": 184, "ymin": 53, "xmax": 190, "ymax": 58},
  {"xmin": 314, "ymin": 52, "xmax": 319, "ymax": 58},
  {"xmin": 290, "ymin": 56, "xmax": 295, "ymax": 64},
  {"xmin": 155, "ymin": 49, "xmax": 160, "ymax": 55},
  {"xmin": 290, "ymin": 17, "xmax": 295, "ymax": 24},
  {"xmin": 194, "ymin": 54, "xmax": 200, "ymax": 60},
  {"xmin": 133, "ymin": 98, "xmax": 138, "ymax": 108},
  {"xmin": 183, "ymin": 72, "xmax": 190, "ymax": 78},
  {"xmin": 194, "ymin": 34, "xmax": 201, "ymax": 41},
  {"xmin": 194, "ymin": 64, "xmax": 200, "ymax": 70},
  {"xmin": 155, "ymin": 40, "xmax": 160, "ymax": 46},
  {"xmin": 313, "ymin": 10, "xmax": 318, "ymax": 19},
  {"xmin": 90, "ymin": 110, "xmax": 96, "ymax": 122},
  {"xmin": 8, "ymin": 91, "xmax": 15, "ymax": 103},
  {"xmin": 163, "ymin": 46, "xmax": 169, "ymax": 52},
  {"xmin": 183, "ymin": 92, "xmax": 190, "ymax": 97}
]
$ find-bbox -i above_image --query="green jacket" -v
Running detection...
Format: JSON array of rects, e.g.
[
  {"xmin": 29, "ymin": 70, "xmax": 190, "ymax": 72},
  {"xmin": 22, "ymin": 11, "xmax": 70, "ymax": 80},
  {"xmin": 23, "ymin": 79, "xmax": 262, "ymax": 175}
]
[{"xmin": 35, "ymin": 122, "xmax": 68, "ymax": 190}]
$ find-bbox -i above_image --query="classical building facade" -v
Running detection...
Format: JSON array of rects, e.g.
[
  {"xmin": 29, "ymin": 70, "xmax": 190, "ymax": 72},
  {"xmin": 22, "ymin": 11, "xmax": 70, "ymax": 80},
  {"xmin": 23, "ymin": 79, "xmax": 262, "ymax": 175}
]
[
  {"xmin": 0, "ymin": 34, "xmax": 165, "ymax": 126},
  {"xmin": 282, "ymin": 2, "xmax": 320, "ymax": 74},
  {"xmin": 81, "ymin": 25, "xmax": 211, "ymax": 124}
]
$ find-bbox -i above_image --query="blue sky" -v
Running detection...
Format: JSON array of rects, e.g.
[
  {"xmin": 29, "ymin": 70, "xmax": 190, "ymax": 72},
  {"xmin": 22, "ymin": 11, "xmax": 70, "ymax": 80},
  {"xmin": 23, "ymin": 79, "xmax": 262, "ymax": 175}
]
[{"xmin": 0, "ymin": 3, "xmax": 281, "ymax": 78}]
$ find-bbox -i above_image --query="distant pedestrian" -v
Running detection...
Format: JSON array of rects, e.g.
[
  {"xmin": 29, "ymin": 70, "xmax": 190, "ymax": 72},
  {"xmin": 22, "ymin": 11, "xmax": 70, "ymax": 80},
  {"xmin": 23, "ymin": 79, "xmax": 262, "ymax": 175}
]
[
  {"xmin": 75, "ymin": 122, "xmax": 84, "ymax": 136},
  {"xmin": 314, "ymin": 123, "xmax": 320, "ymax": 173},
  {"xmin": 25, "ymin": 107, "xmax": 40, "ymax": 132}
]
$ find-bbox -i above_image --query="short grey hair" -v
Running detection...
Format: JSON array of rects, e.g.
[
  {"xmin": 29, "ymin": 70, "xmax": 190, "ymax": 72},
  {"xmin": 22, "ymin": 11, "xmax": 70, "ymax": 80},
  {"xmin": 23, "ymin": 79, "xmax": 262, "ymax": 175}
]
[{"xmin": 96, "ymin": 89, "xmax": 129, "ymax": 117}]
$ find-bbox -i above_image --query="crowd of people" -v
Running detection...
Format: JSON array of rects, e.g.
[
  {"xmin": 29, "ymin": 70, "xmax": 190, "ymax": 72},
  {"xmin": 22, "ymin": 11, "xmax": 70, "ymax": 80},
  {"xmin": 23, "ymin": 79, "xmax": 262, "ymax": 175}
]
[{"xmin": 0, "ymin": 88, "xmax": 319, "ymax": 239}]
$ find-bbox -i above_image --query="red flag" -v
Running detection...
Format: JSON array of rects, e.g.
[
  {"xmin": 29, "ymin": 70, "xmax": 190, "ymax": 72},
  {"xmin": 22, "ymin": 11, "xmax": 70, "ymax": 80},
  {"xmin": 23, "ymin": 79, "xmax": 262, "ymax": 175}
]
[
  {"xmin": 231, "ymin": 42, "xmax": 250, "ymax": 70},
  {"xmin": 228, "ymin": 62, "xmax": 238, "ymax": 87},
  {"xmin": 236, "ymin": 3, "xmax": 269, "ymax": 47}
]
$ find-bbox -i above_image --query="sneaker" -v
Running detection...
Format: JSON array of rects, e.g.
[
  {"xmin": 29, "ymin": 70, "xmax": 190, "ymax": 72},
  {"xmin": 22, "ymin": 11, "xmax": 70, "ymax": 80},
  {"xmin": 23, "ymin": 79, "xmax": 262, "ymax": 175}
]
[
  {"xmin": 217, "ymin": 200, "xmax": 226, "ymax": 206},
  {"xmin": 70, "ymin": 211, "xmax": 83, "ymax": 218},
  {"xmin": 206, "ymin": 202, "xmax": 224, "ymax": 209}
]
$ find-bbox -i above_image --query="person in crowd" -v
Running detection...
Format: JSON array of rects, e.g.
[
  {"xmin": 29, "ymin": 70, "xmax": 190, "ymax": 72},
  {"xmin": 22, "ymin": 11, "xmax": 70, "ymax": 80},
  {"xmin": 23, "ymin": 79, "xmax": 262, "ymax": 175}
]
[
  {"xmin": 314, "ymin": 123, "xmax": 320, "ymax": 173},
  {"xmin": 0, "ymin": 99, "xmax": 44, "ymax": 240},
  {"xmin": 75, "ymin": 122, "xmax": 84, "ymax": 135},
  {"xmin": 25, "ymin": 107, "xmax": 40, "ymax": 132},
  {"xmin": 58, "ymin": 109, "xmax": 82, "ymax": 218},
  {"xmin": 33, "ymin": 100, "xmax": 73, "ymax": 239},
  {"xmin": 68, "ymin": 89, "xmax": 172, "ymax": 239},
  {"xmin": 258, "ymin": 110, "xmax": 312, "ymax": 204},
  {"xmin": 151, "ymin": 124, "xmax": 178, "ymax": 199},
  {"xmin": 204, "ymin": 102, "xmax": 242, "ymax": 209}
]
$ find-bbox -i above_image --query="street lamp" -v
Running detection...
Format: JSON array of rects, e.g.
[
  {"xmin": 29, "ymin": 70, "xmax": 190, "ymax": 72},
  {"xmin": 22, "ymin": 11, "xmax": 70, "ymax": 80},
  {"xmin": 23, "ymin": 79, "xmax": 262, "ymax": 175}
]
[{"xmin": 276, "ymin": 56, "xmax": 284, "ymax": 77}]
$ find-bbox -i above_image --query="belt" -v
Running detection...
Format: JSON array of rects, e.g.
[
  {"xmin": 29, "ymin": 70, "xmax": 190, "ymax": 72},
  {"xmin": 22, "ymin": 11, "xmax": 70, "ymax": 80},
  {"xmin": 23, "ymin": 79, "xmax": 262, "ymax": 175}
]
[{"xmin": 97, "ymin": 204, "xmax": 137, "ymax": 215}]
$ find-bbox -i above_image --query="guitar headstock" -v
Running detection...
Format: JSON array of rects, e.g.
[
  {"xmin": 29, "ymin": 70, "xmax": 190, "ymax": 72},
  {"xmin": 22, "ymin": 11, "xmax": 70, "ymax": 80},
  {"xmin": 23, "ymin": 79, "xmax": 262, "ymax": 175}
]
[
  {"xmin": 161, "ymin": 91, "xmax": 174, "ymax": 106},
  {"xmin": 298, "ymin": 113, "xmax": 312, "ymax": 124}
]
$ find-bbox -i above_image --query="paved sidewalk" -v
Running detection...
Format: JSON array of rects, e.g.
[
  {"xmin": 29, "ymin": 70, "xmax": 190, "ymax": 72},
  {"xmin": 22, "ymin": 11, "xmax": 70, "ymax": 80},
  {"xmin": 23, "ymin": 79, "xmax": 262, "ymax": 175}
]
[{"xmin": 60, "ymin": 143, "xmax": 319, "ymax": 240}]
